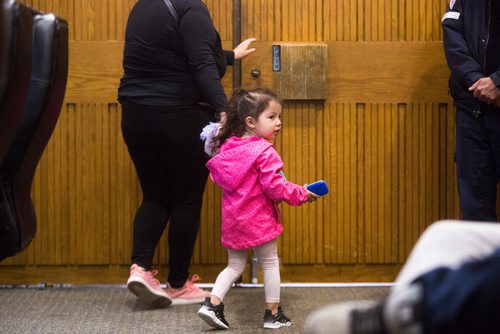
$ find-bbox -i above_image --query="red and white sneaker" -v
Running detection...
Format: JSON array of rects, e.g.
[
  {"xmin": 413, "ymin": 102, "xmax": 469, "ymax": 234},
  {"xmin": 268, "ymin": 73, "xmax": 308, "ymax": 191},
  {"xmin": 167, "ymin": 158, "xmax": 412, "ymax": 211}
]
[
  {"xmin": 127, "ymin": 264, "xmax": 172, "ymax": 308},
  {"xmin": 167, "ymin": 274, "xmax": 211, "ymax": 305}
]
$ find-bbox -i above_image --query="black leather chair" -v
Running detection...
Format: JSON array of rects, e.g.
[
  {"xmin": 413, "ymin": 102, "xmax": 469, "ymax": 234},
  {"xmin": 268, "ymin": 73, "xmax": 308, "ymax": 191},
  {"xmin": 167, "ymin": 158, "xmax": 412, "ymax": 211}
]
[
  {"xmin": 0, "ymin": 0, "xmax": 32, "ymax": 165},
  {"xmin": 0, "ymin": 2, "xmax": 5, "ymax": 98},
  {"xmin": 0, "ymin": 6, "xmax": 68, "ymax": 261}
]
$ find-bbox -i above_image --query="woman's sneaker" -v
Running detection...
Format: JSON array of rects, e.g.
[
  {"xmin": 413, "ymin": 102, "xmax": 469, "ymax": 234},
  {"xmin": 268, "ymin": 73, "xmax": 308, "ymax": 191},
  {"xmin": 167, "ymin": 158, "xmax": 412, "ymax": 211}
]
[
  {"xmin": 263, "ymin": 307, "xmax": 292, "ymax": 329},
  {"xmin": 197, "ymin": 297, "xmax": 230, "ymax": 330},
  {"xmin": 166, "ymin": 274, "xmax": 211, "ymax": 305},
  {"xmin": 126, "ymin": 264, "xmax": 172, "ymax": 308}
]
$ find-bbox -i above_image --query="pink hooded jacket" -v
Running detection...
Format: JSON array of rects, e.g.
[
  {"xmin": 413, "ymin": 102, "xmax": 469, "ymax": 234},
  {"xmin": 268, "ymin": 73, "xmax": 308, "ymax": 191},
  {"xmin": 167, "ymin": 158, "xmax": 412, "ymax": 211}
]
[{"xmin": 206, "ymin": 136, "xmax": 309, "ymax": 250}]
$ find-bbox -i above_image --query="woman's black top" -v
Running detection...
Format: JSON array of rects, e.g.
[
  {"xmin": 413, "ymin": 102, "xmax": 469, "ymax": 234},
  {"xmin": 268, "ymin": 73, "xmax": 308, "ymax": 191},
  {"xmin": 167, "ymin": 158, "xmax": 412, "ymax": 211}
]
[{"xmin": 118, "ymin": 0, "xmax": 234, "ymax": 114}]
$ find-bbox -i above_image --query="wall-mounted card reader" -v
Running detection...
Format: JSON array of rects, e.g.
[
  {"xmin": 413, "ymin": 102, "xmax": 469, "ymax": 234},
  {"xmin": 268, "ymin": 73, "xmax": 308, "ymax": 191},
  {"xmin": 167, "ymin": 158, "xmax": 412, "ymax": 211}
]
[{"xmin": 272, "ymin": 45, "xmax": 281, "ymax": 72}]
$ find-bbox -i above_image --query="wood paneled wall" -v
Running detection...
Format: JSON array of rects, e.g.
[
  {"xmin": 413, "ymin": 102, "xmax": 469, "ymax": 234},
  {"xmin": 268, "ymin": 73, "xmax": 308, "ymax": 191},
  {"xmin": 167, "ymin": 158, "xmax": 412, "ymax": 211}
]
[{"xmin": 1, "ymin": 0, "xmax": 465, "ymax": 283}]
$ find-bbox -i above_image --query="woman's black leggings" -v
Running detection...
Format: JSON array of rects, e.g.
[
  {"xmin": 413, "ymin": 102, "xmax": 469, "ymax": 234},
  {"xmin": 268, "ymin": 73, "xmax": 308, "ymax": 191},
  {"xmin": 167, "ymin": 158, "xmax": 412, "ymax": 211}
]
[{"xmin": 121, "ymin": 102, "xmax": 214, "ymax": 288}]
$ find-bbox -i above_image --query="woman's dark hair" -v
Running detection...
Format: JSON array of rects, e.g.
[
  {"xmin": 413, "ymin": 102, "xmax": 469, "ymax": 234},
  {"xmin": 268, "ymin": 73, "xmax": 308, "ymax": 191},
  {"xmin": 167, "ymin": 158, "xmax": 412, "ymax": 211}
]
[{"xmin": 213, "ymin": 88, "xmax": 282, "ymax": 151}]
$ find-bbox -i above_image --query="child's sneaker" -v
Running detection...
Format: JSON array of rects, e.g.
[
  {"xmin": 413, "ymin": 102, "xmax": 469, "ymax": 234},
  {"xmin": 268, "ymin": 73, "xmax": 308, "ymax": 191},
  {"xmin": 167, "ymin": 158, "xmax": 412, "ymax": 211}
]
[
  {"xmin": 263, "ymin": 307, "xmax": 292, "ymax": 329},
  {"xmin": 126, "ymin": 264, "xmax": 172, "ymax": 308},
  {"xmin": 166, "ymin": 274, "xmax": 211, "ymax": 305},
  {"xmin": 197, "ymin": 297, "xmax": 230, "ymax": 330}
]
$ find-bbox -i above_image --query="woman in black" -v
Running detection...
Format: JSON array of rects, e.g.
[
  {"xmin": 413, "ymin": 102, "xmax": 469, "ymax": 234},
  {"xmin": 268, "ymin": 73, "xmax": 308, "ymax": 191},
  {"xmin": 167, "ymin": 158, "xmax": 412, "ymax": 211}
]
[{"xmin": 118, "ymin": 0, "xmax": 255, "ymax": 307}]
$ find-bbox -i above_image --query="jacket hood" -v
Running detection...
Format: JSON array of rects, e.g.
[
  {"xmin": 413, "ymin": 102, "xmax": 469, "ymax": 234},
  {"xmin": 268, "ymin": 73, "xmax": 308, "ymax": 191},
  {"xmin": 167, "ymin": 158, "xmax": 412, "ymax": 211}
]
[{"xmin": 206, "ymin": 136, "xmax": 272, "ymax": 192}]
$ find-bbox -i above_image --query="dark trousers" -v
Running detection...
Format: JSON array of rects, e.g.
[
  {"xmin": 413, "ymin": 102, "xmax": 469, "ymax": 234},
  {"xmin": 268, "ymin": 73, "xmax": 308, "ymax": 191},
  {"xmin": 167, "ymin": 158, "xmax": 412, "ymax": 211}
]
[
  {"xmin": 455, "ymin": 107, "xmax": 500, "ymax": 221},
  {"xmin": 121, "ymin": 102, "xmax": 214, "ymax": 288},
  {"xmin": 418, "ymin": 247, "xmax": 500, "ymax": 334}
]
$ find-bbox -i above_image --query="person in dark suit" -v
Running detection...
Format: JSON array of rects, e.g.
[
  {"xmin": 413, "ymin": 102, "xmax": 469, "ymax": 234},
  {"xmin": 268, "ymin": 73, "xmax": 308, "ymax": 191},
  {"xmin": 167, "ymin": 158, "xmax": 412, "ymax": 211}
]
[{"xmin": 442, "ymin": 0, "xmax": 500, "ymax": 221}]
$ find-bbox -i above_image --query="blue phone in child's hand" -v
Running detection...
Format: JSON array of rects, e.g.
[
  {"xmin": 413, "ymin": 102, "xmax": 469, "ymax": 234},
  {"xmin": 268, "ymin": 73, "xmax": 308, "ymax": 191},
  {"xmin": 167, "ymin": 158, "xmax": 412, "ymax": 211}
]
[{"xmin": 307, "ymin": 180, "xmax": 329, "ymax": 196}]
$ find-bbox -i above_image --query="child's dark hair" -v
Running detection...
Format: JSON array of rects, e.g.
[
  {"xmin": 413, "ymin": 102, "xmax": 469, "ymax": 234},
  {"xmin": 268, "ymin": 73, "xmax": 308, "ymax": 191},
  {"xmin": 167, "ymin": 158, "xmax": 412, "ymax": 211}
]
[{"xmin": 213, "ymin": 88, "xmax": 282, "ymax": 151}]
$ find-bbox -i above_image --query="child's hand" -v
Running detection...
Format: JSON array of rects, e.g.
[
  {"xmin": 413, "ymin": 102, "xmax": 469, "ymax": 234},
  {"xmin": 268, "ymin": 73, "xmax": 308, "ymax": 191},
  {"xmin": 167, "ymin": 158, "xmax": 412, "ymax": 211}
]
[{"xmin": 304, "ymin": 184, "xmax": 320, "ymax": 203}]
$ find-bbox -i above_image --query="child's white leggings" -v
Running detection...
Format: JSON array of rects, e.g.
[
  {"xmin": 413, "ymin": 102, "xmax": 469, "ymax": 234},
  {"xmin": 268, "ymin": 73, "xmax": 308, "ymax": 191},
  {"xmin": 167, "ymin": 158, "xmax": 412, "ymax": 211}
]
[{"xmin": 211, "ymin": 239, "xmax": 281, "ymax": 303}]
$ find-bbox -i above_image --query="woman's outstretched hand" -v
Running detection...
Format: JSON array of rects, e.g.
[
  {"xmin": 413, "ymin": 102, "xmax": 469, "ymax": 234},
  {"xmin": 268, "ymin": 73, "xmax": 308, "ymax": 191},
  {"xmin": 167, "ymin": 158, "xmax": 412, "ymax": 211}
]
[{"xmin": 233, "ymin": 38, "xmax": 257, "ymax": 60}]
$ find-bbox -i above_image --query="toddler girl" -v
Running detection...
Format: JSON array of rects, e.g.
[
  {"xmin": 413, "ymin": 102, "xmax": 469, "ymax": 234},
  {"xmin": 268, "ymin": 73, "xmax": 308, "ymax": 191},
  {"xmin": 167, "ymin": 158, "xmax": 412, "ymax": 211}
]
[{"xmin": 197, "ymin": 88, "xmax": 318, "ymax": 330}]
